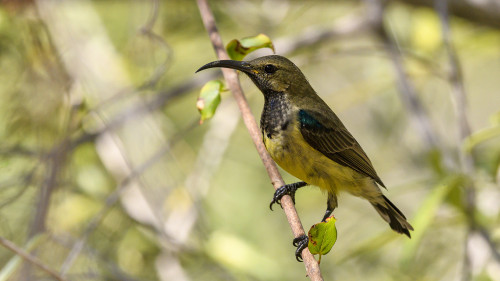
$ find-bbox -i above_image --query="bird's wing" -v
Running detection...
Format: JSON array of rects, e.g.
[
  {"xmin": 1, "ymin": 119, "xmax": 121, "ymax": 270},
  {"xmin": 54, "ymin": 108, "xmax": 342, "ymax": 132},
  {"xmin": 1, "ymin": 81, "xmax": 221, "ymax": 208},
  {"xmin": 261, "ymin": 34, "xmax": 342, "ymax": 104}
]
[{"xmin": 298, "ymin": 109, "xmax": 385, "ymax": 187}]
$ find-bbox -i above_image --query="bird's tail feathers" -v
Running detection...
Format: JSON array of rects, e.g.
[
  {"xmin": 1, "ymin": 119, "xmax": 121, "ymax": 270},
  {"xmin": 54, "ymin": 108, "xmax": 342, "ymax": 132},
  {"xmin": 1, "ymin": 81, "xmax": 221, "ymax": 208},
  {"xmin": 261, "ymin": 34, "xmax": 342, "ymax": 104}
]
[{"xmin": 372, "ymin": 195, "xmax": 413, "ymax": 238}]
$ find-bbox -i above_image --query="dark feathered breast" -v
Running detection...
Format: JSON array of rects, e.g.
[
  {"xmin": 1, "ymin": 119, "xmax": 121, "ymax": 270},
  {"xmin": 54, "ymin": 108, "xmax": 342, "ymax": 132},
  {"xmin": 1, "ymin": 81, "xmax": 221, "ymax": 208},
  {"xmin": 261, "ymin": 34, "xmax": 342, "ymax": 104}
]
[{"xmin": 260, "ymin": 91, "xmax": 290, "ymax": 139}]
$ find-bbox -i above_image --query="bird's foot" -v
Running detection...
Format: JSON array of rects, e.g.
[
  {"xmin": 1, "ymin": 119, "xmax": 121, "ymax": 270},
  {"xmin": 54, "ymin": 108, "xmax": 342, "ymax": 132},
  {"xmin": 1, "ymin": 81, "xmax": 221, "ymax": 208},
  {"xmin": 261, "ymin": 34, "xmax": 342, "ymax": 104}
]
[
  {"xmin": 321, "ymin": 210, "xmax": 334, "ymax": 222},
  {"xmin": 269, "ymin": 182, "xmax": 307, "ymax": 210},
  {"xmin": 293, "ymin": 235, "xmax": 309, "ymax": 262}
]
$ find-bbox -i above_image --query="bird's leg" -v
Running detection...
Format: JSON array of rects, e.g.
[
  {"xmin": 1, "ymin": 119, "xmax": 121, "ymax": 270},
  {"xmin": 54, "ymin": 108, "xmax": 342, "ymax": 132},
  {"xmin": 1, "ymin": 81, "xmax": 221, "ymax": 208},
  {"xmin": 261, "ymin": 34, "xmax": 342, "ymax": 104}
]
[
  {"xmin": 293, "ymin": 235, "xmax": 309, "ymax": 262},
  {"xmin": 321, "ymin": 193, "xmax": 338, "ymax": 222},
  {"xmin": 269, "ymin": 181, "xmax": 308, "ymax": 262},
  {"xmin": 269, "ymin": 181, "xmax": 307, "ymax": 210}
]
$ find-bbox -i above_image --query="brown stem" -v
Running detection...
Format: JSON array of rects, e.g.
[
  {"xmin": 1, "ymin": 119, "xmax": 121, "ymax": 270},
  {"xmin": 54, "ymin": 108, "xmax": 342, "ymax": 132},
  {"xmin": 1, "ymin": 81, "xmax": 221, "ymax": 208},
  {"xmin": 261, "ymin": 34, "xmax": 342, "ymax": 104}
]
[{"xmin": 196, "ymin": 0, "xmax": 323, "ymax": 279}]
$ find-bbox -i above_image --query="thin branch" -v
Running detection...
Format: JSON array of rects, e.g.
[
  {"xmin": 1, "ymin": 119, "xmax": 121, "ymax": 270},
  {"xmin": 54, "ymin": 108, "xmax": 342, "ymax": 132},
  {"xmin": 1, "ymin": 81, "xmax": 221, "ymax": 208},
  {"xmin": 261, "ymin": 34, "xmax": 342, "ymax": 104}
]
[
  {"xmin": 367, "ymin": 0, "xmax": 441, "ymax": 152},
  {"xmin": 0, "ymin": 167, "xmax": 38, "ymax": 209},
  {"xmin": 20, "ymin": 142, "xmax": 68, "ymax": 280},
  {"xmin": 28, "ymin": 142, "xmax": 68, "ymax": 238},
  {"xmin": 363, "ymin": 0, "xmax": 456, "ymax": 173},
  {"xmin": 0, "ymin": 145, "xmax": 40, "ymax": 157},
  {"xmin": 435, "ymin": 1, "xmax": 473, "ymax": 165},
  {"xmin": 435, "ymin": 2, "xmax": 475, "ymax": 280},
  {"xmin": 434, "ymin": 1, "xmax": 500, "ymax": 279},
  {"xmin": 138, "ymin": 0, "xmax": 172, "ymax": 88},
  {"xmin": 195, "ymin": 0, "xmax": 323, "ymax": 280},
  {"xmin": 52, "ymin": 235, "xmax": 144, "ymax": 281},
  {"xmin": 0, "ymin": 236, "xmax": 67, "ymax": 281},
  {"xmin": 477, "ymin": 227, "xmax": 500, "ymax": 263}
]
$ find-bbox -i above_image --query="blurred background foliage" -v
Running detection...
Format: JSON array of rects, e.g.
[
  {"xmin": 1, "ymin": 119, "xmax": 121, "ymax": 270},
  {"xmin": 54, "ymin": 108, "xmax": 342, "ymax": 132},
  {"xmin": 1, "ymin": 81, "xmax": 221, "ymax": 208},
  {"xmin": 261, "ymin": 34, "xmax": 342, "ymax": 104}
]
[{"xmin": 0, "ymin": 0, "xmax": 499, "ymax": 280}]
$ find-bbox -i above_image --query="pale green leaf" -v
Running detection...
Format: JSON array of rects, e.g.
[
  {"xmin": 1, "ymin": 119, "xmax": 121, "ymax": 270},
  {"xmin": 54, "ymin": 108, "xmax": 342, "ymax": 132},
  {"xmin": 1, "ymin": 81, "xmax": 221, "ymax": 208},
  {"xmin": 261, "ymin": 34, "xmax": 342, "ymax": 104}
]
[
  {"xmin": 226, "ymin": 34, "xmax": 275, "ymax": 61},
  {"xmin": 308, "ymin": 215, "xmax": 337, "ymax": 263},
  {"xmin": 197, "ymin": 80, "xmax": 223, "ymax": 124}
]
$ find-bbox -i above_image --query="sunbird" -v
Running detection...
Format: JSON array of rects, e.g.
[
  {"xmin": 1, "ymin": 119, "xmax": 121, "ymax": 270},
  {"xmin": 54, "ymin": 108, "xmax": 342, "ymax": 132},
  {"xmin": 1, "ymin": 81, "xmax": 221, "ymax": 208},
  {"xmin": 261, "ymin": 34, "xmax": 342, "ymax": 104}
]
[{"xmin": 196, "ymin": 55, "xmax": 413, "ymax": 261}]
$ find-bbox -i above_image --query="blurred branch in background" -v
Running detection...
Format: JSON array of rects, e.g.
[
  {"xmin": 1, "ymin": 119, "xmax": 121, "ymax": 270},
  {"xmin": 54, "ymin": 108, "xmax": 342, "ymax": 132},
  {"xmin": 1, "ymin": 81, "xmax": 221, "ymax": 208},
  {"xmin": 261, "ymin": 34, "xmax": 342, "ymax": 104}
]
[
  {"xmin": 435, "ymin": 1, "xmax": 500, "ymax": 280},
  {"xmin": 435, "ymin": 1, "xmax": 477, "ymax": 279},
  {"xmin": 366, "ymin": 0, "xmax": 443, "ymax": 152},
  {"xmin": 0, "ymin": 236, "xmax": 66, "ymax": 281},
  {"xmin": 0, "ymin": 0, "xmax": 499, "ymax": 280}
]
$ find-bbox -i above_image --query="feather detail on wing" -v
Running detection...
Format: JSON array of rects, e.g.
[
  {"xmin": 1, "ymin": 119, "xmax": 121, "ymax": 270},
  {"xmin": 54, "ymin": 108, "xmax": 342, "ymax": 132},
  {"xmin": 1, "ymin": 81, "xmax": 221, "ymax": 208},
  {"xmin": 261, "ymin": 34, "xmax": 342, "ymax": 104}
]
[{"xmin": 298, "ymin": 109, "xmax": 385, "ymax": 187}]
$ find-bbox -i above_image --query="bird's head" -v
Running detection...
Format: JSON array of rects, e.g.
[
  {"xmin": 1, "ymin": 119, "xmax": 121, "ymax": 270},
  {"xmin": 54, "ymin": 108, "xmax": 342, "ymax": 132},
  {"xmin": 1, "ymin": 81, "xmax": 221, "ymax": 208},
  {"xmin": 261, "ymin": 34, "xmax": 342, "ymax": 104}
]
[{"xmin": 196, "ymin": 55, "xmax": 311, "ymax": 95}]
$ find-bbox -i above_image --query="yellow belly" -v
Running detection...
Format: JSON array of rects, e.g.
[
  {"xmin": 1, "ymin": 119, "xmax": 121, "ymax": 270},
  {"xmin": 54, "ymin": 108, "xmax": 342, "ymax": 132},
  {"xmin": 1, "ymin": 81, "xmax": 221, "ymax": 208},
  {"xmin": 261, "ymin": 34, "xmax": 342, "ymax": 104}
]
[{"xmin": 263, "ymin": 123, "xmax": 376, "ymax": 197}]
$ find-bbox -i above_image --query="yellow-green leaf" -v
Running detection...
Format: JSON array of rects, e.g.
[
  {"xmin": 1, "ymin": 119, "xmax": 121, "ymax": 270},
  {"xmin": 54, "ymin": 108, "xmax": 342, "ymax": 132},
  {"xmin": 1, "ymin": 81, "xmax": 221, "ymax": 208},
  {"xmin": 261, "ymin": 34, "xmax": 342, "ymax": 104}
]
[
  {"xmin": 197, "ymin": 80, "xmax": 223, "ymax": 124},
  {"xmin": 463, "ymin": 125, "xmax": 500, "ymax": 152},
  {"xmin": 226, "ymin": 34, "xmax": 275, "ymax": 61},
  {"xmin": 308, "ymin": 215, "xmax": 337, "ymax": 263}
]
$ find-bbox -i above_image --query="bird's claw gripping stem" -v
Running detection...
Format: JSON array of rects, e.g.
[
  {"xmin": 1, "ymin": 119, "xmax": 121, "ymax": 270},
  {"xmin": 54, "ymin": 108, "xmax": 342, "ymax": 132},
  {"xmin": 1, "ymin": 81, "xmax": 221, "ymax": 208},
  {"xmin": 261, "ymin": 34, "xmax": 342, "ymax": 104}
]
[
  {"xmin": 269, "ymin": 182, "xmax": 307, "ymax": 210},
  {"xmin": 293, "ymin": 235, "xmax": 309, "ymax": 262}
]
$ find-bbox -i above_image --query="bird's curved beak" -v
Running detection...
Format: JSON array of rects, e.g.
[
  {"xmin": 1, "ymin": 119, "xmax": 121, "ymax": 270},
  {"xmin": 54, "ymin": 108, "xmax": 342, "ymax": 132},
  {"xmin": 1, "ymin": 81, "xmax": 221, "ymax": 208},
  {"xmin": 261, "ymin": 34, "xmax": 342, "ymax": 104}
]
[{"xmin": 196, "ymin": 60, "xmax": 253, "ymax": 74}]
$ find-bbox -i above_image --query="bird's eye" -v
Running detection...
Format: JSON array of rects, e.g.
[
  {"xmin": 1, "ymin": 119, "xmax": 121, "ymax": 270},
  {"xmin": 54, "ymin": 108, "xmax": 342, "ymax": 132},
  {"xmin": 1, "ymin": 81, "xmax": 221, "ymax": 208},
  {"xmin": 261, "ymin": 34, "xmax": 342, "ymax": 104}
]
[{"xmin": 264, "ymin": 64, "xmax": 277, "ymax": 74}]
